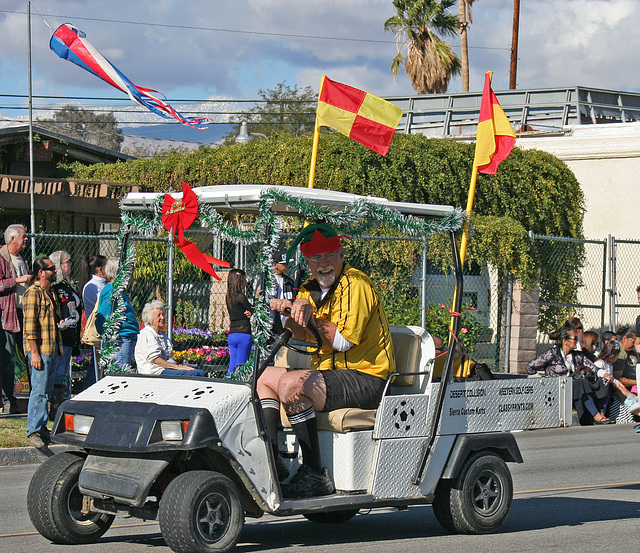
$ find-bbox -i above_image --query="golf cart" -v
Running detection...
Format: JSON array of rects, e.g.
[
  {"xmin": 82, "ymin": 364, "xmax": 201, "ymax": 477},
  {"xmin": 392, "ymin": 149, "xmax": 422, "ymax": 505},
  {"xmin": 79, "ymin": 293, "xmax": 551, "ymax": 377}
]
[{"xmin": 27, "ymin": 185, "xmax": 572, "ymax": 553}]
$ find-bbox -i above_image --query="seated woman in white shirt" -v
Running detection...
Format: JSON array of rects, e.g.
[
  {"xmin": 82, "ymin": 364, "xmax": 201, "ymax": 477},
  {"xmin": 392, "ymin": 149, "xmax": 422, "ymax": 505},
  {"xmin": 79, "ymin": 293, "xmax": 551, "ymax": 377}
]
[{"xmin": 134, "ymin": 300, "xmax": 205, "ymax": 377}]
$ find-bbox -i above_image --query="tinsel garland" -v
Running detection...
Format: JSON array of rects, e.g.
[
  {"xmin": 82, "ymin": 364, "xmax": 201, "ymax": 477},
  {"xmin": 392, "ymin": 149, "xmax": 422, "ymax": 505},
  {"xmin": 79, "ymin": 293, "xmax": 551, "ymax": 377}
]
[{"xmin": 102, "ymin": 186, "xmax": 465, "ymax": 378}]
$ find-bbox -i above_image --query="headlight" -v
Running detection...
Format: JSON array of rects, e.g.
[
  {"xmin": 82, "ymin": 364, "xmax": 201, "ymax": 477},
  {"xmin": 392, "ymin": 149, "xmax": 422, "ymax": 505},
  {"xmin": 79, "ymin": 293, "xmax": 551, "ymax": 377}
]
[
  {"xmin": 64, "ymin": 413, "xmax": 94, "ymax": 435},
  {"xmin": 160, "ymin": 420, "xmax": 189, "ymax": 441}
]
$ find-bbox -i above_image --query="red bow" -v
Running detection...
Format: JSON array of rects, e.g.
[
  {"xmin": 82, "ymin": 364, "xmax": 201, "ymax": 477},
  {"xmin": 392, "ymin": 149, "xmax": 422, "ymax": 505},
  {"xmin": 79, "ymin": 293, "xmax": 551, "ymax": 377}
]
[{"xmin": 162, "ymin": 182, "xmax": 230, "ymax": 280}]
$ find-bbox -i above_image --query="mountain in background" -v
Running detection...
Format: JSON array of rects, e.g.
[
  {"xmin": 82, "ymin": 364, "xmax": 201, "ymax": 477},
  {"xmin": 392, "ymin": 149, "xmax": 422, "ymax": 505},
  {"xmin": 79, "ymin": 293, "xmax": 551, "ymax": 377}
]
[{"xmin": 121, "ymin": 122, "xmax": 234, "ymax": 144}]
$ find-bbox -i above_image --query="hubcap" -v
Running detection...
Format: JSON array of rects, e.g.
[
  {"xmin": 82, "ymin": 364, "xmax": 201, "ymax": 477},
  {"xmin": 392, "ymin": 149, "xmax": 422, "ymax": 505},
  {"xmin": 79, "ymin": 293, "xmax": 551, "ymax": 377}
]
[
  {"xmin": 196, "ymin": 491, "xmax": 229, "ymax": 542},
  {"xmin": 472, "ymin": 470, "xmax": 501, "ymax": 515}
]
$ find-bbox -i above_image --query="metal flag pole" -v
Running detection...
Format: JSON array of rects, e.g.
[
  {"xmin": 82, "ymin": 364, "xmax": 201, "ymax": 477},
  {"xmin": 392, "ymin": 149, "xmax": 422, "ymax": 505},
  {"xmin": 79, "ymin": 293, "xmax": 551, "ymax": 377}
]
[{"xmin": 27, "ymin": 1, "xmax": 36, "ymax": 260}]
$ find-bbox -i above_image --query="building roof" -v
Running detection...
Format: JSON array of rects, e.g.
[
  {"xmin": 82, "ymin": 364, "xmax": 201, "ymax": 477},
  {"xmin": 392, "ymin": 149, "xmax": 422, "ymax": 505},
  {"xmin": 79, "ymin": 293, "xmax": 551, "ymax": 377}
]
[{"xmin": 0, "ymin": 123, "xmax": 133, "ymax": 163}]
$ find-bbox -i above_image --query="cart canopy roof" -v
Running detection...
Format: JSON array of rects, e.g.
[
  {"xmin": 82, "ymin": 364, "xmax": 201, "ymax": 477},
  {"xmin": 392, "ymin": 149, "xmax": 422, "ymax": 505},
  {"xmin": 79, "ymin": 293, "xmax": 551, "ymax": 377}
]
[{"xmin": 121, "ymin": 184, "xmax": 455, "ymax": 219}]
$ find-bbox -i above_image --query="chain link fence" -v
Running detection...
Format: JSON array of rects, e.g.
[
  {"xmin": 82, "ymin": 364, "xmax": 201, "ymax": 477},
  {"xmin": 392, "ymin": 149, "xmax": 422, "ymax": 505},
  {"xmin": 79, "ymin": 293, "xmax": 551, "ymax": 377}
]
[
  {"xmin": 531, "ymin": 234, "xmax": 640, "ymax": 354},
  {"xmin": 7, "ymin": 229, "xmax": 638, "ymax": 389},
  {"xmin": 15, "ymin": 229, "xmax": 499, "ymax": 378},
  {"xmin": 611, "ymin": 238, "xmax": 640, "ymax": 333}
]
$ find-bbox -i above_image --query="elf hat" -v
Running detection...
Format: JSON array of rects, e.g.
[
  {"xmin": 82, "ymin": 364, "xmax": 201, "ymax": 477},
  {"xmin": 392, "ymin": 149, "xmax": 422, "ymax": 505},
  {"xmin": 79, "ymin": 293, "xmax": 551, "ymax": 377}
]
[{"xmin": 286, "ymin": 224, "xmax": 349, "ymax": 260}]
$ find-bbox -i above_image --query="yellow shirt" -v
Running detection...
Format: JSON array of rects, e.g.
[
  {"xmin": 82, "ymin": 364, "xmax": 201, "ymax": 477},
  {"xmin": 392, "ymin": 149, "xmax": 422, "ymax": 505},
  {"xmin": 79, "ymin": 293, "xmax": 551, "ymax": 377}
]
[{"xmin": 298, "ymin": 263, "xmax": 395, "ymax": 380}]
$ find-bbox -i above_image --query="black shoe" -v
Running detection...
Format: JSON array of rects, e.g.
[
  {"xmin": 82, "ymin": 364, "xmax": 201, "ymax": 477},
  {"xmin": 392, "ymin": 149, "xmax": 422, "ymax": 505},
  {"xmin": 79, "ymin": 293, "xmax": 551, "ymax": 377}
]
[
  {"xmin": 39, "ymin": 428, "xmax": 52, "ymax": 444},
  {"xmin": 274, "ymin": 454, "xmax": 290, "ymax": 481},
  {"xmin": 281, "ymin": 465, "xmax": 335, "ymax": 499},
  {"xmin": 9, "ymin": 403, "xmax": 25, "ymax": 414}
]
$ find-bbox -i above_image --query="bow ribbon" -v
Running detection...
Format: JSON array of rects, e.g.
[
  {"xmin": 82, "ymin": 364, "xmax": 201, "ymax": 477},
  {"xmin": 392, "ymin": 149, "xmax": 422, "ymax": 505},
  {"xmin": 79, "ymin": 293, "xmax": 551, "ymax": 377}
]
[{"xmin": 162, "ymin": 182, "xmax": 230, "ymax": 280}]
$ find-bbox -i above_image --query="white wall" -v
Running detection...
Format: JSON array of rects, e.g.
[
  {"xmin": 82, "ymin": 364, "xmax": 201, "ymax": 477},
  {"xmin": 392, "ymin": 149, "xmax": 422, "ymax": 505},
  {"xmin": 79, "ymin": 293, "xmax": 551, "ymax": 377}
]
[{"xmin": 516, "ymin": 122, "xmax": 640, "ymax": 240}]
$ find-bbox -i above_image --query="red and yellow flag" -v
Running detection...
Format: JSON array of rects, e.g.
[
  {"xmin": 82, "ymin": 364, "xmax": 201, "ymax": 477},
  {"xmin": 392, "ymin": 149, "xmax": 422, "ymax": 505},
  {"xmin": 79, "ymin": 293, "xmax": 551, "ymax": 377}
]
[
  {"xmin": 315, "ymin": 76, "xmax": 403, "ymax": 156},
  {"xmin": 473, "ymin": 72, "xmax": 516, "ymax": 174}
]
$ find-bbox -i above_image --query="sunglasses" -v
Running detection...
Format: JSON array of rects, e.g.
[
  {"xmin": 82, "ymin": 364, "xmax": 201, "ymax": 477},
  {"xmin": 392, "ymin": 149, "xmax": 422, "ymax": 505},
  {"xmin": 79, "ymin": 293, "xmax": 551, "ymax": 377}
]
[{"xmin": 42, "ymin": 266, "xmax": 56, "ymax": 272}]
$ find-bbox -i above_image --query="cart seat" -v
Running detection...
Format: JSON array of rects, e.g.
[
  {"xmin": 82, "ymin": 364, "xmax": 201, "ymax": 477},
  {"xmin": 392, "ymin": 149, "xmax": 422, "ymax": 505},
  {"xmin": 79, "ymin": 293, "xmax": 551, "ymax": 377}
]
[{"xmin": 279, "ymin": 325, "xmax": 426, "ymax": 432}]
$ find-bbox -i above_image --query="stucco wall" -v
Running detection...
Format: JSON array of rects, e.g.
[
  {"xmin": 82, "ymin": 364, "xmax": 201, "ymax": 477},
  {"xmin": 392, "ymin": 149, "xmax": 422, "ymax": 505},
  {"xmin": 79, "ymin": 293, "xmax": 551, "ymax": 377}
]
[{"xmin": 516, "ymin": 122, "xmax": 640, "ymax": 240}]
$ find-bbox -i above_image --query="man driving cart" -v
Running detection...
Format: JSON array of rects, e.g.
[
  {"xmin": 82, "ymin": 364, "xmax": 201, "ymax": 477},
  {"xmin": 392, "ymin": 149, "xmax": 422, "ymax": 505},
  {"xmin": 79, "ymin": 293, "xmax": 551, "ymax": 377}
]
[{"xmin": 258, "ymin": 224, "xmax": 396, "ymax": 498}]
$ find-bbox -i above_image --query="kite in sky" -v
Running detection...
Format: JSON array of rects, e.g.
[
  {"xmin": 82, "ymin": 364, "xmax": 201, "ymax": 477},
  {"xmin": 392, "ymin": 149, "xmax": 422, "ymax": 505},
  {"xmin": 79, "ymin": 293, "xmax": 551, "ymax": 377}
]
[{"xmin": 50, "ymin": 23, "xmax": 210, "ymax": 129}]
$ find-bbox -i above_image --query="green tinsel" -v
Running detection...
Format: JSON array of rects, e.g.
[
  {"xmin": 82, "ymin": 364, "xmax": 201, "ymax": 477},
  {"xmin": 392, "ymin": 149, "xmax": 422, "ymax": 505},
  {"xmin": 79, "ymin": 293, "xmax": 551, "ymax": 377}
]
[{"xmin": 102, "ymin": 186, "xmax": 465, "ymax": 380}]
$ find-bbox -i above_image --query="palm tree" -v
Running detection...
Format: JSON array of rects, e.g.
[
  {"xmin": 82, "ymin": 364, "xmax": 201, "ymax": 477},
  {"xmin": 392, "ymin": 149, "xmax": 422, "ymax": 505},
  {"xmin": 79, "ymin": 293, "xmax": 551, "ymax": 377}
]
[
  {"xmin": 458, "ymin": 0, "xmax": 477, "ymax": 92},
  {"xmin": 385, "ymin": 0, "xmax": 461, "ymax": 94}
]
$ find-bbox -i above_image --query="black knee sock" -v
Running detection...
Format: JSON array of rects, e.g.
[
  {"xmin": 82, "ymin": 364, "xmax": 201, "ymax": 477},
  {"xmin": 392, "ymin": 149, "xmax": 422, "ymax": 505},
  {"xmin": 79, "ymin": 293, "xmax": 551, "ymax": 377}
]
[
  {"xmin": 261, "ymin": 398, "xmax": 281, "ymax": 453},
  {"xmin": 288, "ymin": 407, "xmax": 322, "ymax": 474}
]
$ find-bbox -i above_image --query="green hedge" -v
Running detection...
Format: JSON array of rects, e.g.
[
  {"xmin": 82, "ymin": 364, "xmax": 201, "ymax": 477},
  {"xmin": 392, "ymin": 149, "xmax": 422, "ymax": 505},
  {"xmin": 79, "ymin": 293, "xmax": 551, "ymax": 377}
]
[{"xmin": 65, "ymin": 132, "xmax": 585, "ymax": 327}]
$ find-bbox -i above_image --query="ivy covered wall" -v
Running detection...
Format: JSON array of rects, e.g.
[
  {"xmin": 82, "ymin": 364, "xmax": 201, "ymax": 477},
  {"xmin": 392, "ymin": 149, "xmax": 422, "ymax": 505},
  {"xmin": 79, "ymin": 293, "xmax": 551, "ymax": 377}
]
[{"xmin": 66, "ymin": 132, "xmax": 585, "ymax": 330}]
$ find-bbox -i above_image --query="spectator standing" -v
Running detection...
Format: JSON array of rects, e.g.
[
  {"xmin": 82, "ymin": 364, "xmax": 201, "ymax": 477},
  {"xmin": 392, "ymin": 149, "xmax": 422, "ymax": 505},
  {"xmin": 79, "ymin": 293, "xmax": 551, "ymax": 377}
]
[
  {"xmin": 635, "ymin": 284, "xmax": 640, "ymax": 345},
  {"xmin": 255, "ymin": 250, "xmax": 296, "ymax": 339},
  {"xmin": 23, "ymin": 258, "xmax": 62, "ymax": 448},
  {"xmin": 79, "ymin": 255, "xmax": 107, "ymax": 388},
  {"xmin": 134, "ymin": 300, "xmax": 205, "ymax": 377},
  {"xmin": 226, "ymin": 269, "xmax": 254, "ymax": 377},
  {"xmin": 0, "ymin": 224, "xmax": 30, "ymax": 413},
  {"xmin": 95, "ymin": 257, "xmax": 139, "ymax": 372},
  {"xmin": 48, "ymin": 251, "xmax": 81, "ymax": 419}
]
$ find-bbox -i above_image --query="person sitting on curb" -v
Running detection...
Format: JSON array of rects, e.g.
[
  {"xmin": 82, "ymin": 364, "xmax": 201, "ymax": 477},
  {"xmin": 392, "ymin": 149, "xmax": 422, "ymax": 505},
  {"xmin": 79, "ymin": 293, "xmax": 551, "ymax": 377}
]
[{"xmin": 594, "ymin": 340, "xmax": 640, "ymax": 416}]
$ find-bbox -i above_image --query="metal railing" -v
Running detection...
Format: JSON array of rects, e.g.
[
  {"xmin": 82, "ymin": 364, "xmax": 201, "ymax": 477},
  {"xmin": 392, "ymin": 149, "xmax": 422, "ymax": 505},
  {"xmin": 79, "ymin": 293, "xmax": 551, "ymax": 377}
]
[{"xmin": 386, "ymin": 86, "xmax": 640, "ymax": 138}]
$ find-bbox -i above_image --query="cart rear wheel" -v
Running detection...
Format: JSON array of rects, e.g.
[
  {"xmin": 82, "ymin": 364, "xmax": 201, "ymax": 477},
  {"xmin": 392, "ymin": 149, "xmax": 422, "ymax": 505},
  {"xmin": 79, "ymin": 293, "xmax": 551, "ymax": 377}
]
[
  {"xmin": 433, "ymin": 451, "xmax": 512, "ymax": 534},
  {"xmin": 159, "ymin": 471, "xmax": 244, "ymax": 553},
  {"xmin": 303, "ymin": 509, "xmax": 359, "ymax": 524},
  {"xmin": 27, "ymin": 452, "xmax": 114, "ymax": 544}
]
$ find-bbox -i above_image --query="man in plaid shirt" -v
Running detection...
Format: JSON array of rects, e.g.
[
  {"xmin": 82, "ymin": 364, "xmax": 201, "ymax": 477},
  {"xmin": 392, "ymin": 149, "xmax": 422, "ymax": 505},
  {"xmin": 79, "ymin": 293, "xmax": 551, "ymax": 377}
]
[{"xmin": 23, "ymin": 257, "xmax": 62, "ymax": 449}]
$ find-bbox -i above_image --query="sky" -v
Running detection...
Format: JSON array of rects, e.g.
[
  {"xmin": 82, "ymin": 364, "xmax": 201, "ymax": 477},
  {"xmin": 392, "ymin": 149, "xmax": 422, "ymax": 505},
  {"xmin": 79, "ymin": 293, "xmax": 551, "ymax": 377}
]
[{"xmin": 0, "ymin": 0, "xmax": 638, "ymax": 141}]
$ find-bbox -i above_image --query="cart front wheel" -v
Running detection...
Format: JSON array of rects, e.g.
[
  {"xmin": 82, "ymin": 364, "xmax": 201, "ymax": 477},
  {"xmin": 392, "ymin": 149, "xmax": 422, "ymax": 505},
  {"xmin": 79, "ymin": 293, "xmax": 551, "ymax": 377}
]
[
  {"xmin": 159, "ymin": 471, "xmax": 244, "ymax": 553},
  {"xmin": 27, "ymin": 452, "xmax": 114, "ymax": 544}
]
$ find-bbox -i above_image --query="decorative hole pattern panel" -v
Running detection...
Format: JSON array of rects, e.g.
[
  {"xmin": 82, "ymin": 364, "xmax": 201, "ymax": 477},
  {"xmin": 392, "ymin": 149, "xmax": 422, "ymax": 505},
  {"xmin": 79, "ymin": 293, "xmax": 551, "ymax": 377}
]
[{"xmin": 76, "ymin": 375, "xmax": 251, "ymax": 435}]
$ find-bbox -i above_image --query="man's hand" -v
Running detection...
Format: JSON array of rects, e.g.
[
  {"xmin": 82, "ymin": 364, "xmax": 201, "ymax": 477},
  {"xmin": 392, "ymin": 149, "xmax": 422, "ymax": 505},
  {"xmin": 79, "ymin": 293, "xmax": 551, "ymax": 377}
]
[
  {"xmin": 30, "ymin": 351, "xmax": 43, "ymax": 371},
  {"xmin": 270, "ymin": 298, "xmax": 294, "ymax": 315},
  {"xmin": 289, "ymin": 298, "xmax": 313, "ymax": 328},
  {"xmin": 16, "ymin": 274, "xmax": 30, "ymax": 284}
]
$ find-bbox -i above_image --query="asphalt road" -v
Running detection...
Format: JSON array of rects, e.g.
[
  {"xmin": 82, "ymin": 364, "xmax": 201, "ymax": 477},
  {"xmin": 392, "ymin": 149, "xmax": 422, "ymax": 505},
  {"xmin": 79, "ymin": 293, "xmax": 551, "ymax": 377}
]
[{"xmin": 0, "ymin": 424, "xmax": 638, "ymax": 553}]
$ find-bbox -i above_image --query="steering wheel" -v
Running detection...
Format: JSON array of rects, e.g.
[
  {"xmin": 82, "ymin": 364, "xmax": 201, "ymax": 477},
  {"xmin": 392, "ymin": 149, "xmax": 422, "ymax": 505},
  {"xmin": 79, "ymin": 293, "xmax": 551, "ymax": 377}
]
[
  {"xmin": 256, "ymin": 316, "xmax": 322, "ymax": 377},
  {"xmin": 283, "ymin": 322, "xmax": 322, "ymax": 355}
]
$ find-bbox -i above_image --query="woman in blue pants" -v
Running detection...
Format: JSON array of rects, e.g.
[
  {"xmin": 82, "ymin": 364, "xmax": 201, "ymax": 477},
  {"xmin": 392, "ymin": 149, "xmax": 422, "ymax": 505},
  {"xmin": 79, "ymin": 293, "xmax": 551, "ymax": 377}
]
[{"xmin": 225, "ymin": 269, "xmax": 254, "ymax": 377}]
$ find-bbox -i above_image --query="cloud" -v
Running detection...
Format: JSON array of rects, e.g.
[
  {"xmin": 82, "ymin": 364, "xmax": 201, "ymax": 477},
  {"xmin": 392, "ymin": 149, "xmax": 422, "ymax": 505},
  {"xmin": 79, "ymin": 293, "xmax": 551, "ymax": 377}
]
[{"xmin": 1, "ymin": 0, "xmax": 639, "ymax": 129}]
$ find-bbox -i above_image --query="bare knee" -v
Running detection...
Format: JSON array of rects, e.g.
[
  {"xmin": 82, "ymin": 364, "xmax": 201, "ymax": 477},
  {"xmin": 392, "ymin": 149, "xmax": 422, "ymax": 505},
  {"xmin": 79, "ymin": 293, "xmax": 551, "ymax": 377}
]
[
  {"xmin": 257, "ymin": 365, "xmax": 286, "ymax": 398},
  {"xmin": 277, "ymin": 371, "xmax": 306, "ymax": 404}
]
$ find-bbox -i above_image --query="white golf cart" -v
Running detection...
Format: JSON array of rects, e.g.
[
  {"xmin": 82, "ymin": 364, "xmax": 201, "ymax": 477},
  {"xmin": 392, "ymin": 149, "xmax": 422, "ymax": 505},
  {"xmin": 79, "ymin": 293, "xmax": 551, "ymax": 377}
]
[{"xmin": 27, "ymin": 185, "xmax": 572, "ymax": 553}]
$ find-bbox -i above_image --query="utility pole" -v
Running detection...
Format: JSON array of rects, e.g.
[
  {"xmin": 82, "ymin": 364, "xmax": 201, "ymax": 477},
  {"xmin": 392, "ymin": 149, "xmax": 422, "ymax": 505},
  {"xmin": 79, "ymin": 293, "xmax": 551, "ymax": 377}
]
[
  {"xmin": 509, "ymin": 0, "xmax": 520, "ymax": 90},
  {"xmin": 27, "ymin": 1, "xmax": 36, "ymax": 259}
]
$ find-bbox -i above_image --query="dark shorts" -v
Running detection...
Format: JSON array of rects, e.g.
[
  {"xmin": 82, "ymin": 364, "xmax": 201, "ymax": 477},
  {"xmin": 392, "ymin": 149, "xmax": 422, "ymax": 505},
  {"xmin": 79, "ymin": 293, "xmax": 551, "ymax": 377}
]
[{"xmin": 319, "ymin": 369, "xmax": 387, "ymax": 412}]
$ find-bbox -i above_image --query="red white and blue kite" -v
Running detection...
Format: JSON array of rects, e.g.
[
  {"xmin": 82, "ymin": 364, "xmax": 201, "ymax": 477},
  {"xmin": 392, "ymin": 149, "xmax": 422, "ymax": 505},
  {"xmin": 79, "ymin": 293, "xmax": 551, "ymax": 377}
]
[{"xmin": 50, "ymin": 24, "xmax": 210, "ymax": 129}]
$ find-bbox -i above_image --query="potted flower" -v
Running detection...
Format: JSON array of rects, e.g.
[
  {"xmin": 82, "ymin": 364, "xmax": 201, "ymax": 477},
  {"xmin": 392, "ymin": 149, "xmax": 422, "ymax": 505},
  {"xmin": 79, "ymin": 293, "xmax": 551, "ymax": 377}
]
[
  {"xmin": 173, "ymin": 346, "xmax": 230, "ymax": 377},
  {"xmin": 423, "ymin": 301, "xmax": 484, "ymax": 352}
]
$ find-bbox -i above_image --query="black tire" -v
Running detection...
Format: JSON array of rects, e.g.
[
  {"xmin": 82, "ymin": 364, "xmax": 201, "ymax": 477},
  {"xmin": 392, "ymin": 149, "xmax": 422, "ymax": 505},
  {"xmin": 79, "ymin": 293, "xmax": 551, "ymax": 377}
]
[
  {"xmin": 27, "ymin": 452, "xmax": 114, "ymax": 544},
  {"xmin": 433, "ymin": 451, "xmax": 513, "ymax": 534},
  {"xmin": 303, "ymin": 509, "xmax": 359, "ymax": 524},
  {"xmin": 432, "ymin": 479, "xmax": 457, "ymax": 533},
  {"xmin": 159, "ymin": 471, "xmax": 244, "ymax": 553}
]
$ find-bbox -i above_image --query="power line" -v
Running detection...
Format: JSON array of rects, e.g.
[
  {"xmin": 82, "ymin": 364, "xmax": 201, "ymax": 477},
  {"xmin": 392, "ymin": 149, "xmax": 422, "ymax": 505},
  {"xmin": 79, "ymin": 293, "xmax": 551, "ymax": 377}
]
[
  {"xmin": 0, "ymin": 94, "xmax": 271, "ymax": 103},
  {"xmin": 0, "ymin": 9, "xmax": 510, "ymax": 51},
  {"xmin": 0, "ymin": 94, "xmax": 316, "ymax": 104}
]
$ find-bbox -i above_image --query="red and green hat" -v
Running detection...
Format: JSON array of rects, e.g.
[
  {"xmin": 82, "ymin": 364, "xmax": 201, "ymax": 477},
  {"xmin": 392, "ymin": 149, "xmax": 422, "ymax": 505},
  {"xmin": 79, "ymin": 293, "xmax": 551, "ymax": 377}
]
[{"xmin": 286, "ymin": 224, "xmax": 349, "ymax": 260}]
